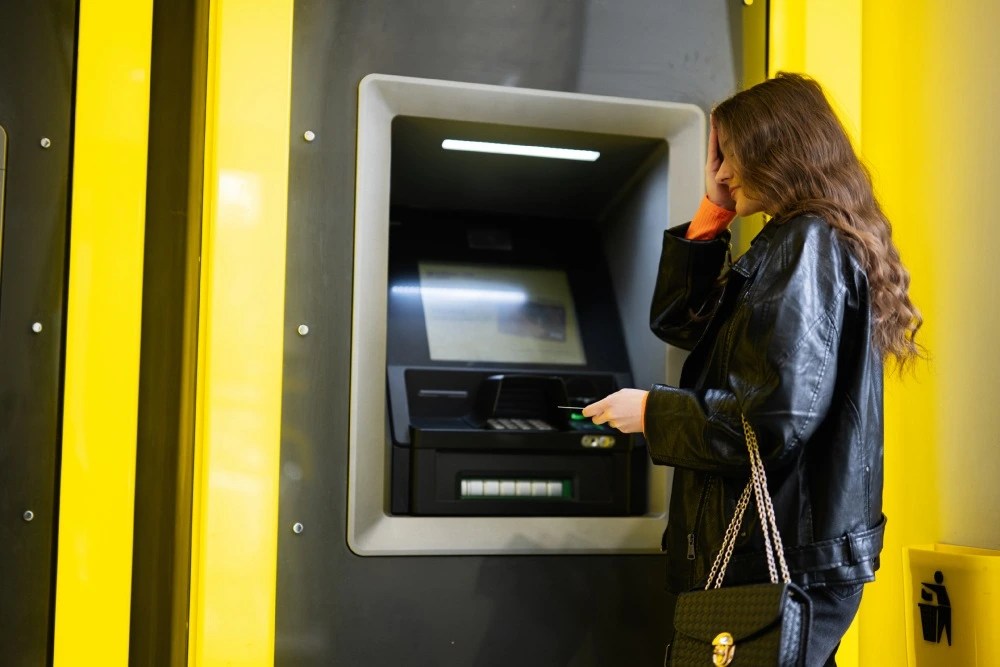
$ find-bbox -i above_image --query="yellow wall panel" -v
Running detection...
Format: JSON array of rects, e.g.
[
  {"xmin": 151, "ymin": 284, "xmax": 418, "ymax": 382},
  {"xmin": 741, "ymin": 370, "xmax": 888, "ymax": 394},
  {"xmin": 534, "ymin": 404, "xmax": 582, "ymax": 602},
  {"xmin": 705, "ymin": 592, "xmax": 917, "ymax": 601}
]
[
  {"xmin": 769, "ymin": 0, "xmax": 861, "ymax": 143},
  {"xmin": 859, "ymin": 4, "xmax": 939, "ymax": 665},
  {"xmin": 188, "ymin": 0, "xmax": 295, "ymax": 664},
  {"xmin": 773, "ymin": 1, "xmax": 1000, "ymax": 665},
  {"xmin": 862, "ymin": 1, "xmax": 1000, "ymax": 664},
  {"xmin": 53, "ymin": 0, "xmax": 154, "ymax": 664}
]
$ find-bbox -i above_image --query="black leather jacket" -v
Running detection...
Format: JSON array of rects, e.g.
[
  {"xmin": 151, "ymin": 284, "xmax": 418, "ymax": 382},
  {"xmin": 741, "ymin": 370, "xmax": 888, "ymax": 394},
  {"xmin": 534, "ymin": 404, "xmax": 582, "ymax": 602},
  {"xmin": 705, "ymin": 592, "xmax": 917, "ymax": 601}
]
[{"xmin": 645, "ymin": 215, "xmax": 886, "ymax": 593}]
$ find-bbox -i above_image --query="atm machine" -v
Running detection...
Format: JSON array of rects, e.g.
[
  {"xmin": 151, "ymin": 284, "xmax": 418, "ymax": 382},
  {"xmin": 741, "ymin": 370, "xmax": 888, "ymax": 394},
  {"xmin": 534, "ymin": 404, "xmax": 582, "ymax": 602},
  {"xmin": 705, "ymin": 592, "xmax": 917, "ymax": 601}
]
[{"xmin": 347, "ymin": 74, "xmax": 705, "ymax": 555}]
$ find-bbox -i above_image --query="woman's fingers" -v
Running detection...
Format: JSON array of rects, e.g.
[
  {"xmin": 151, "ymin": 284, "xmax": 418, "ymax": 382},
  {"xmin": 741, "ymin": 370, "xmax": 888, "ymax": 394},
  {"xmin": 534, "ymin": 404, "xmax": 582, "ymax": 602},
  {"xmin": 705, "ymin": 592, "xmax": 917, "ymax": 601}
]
[
  {"xmin": 583, "ymin": 393, "xmax": 619, "ymax": 424},
  {"xmin": 581, "ymin": 398, "xmax": 608, "ymax": 420},
  {"xmin": 707, "ymin": 122, "xmax": 721, "ymax": 168},
  {"xmin": 706, "ymin": 118, "xmax": 737, "ymax": 211},
  {"xmin": 581, "ymin": 389, "xmax": 646, "ymax": 433}
]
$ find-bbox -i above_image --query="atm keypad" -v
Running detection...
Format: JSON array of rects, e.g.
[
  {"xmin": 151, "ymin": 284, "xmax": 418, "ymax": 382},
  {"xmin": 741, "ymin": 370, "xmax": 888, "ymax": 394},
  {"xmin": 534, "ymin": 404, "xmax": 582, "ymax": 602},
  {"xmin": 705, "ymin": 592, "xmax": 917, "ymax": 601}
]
[{"xmin": 486, "ymin": 418, "xmax": 555, "ymax": 431}]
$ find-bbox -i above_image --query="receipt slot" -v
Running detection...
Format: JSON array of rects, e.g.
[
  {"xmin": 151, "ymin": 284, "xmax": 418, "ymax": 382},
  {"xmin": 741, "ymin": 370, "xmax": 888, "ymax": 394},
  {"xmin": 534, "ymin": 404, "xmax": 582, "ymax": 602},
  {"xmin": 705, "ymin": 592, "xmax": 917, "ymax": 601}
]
[{"xmin": 348, "ymin": 74, "xmax": 705, "ymax": 555}]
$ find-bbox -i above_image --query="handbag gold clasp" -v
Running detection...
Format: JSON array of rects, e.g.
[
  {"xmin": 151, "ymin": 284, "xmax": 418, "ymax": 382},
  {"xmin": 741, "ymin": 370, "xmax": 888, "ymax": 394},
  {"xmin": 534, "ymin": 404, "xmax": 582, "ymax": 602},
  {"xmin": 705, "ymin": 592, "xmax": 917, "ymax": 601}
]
[{"xmin": 711, "ymin": 632, "xmax": 735, "ymax": 666}]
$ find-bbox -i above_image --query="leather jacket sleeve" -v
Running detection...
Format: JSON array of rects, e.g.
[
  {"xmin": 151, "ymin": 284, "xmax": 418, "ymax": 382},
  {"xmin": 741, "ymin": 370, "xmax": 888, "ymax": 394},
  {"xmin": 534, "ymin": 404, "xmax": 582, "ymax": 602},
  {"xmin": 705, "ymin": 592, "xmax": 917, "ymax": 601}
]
[
  {"xmin": 649, "ymin": 224, "xmax": 731, "ymax": 351},
  {"xmin": 645, "ymin": 220, "xmax": 849, "ymax": 476}
]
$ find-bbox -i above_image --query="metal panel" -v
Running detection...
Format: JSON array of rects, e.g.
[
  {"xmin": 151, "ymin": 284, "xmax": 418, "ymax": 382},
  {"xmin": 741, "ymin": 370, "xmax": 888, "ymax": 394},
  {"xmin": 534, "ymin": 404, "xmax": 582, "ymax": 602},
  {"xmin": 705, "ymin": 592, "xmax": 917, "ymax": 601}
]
[
  {"xmin": 276, "ymin": 1, "xmax": 764, "ymax": 664},
  {"xmin": 0, "ymin": 1, "xmax": 78, "ymax": 664}
]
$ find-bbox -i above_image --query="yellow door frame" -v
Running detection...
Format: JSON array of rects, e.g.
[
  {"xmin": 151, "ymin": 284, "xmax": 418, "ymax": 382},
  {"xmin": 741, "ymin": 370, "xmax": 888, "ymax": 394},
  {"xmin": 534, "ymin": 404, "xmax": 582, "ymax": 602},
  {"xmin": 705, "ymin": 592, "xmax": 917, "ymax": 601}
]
[
  {"xmin": 54, "ymin": 0, "xmax": 154, "ymax": 663},
  {"xmin": 187, "ymin": 0, "xmax": 295, "ymax": 664}
]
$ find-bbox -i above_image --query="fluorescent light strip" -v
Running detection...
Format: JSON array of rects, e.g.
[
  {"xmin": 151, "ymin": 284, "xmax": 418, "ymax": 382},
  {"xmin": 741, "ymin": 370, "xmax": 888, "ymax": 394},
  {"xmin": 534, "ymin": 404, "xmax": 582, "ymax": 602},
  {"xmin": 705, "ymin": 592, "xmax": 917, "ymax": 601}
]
[
  {"xmin": 390, "ymin": 285, "xmax": 527, "ymax": 304},
  {"xmin": 441, "ymin": 139, "xmax": 599, "ymax": 162}
]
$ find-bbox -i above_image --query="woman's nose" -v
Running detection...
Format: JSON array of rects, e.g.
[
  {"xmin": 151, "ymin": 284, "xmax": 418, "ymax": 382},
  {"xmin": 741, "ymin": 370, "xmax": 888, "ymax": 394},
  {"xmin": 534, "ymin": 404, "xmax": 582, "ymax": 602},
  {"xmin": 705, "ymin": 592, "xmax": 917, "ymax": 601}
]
[{"xmin": 715, "ymin": 161, "xmax": 731, "ymax": 183}]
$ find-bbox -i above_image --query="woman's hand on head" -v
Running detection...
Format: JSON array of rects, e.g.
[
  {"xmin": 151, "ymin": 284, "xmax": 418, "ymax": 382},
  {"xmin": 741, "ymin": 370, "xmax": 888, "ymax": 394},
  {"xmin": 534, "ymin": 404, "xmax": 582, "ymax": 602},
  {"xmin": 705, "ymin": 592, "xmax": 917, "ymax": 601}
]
[
  {"xmin": 582, "ymin": 389, "xmax": 648, "ymax": 434},
  {"xmin": 706, "ymin": 119, "xmax": 737, "ymax": 211}
]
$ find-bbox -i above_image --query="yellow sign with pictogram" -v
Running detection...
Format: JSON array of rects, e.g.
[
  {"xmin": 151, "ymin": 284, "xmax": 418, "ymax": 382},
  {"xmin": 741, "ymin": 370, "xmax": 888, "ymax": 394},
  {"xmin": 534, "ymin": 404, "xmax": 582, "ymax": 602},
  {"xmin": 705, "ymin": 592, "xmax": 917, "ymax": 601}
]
[{"xmin": 903, "ymin": 544, "xmax": 1000, "ymax": 666}]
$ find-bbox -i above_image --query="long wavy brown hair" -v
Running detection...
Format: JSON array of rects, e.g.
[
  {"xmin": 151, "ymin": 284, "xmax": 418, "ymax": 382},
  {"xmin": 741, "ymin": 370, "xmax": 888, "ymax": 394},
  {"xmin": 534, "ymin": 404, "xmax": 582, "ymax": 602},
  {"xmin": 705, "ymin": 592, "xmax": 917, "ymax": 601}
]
[{"xmin": 712, "ymin": 72, "xmax": 922, "ymax": 369}]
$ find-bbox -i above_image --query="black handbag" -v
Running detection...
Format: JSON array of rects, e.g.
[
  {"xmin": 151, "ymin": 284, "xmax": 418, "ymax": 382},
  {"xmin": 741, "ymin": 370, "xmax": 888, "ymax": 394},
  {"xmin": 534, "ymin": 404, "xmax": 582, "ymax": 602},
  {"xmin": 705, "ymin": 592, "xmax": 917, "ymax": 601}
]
[{"xmin": 666, "ymin": 415, "xmax": 811, "ymax": 666}]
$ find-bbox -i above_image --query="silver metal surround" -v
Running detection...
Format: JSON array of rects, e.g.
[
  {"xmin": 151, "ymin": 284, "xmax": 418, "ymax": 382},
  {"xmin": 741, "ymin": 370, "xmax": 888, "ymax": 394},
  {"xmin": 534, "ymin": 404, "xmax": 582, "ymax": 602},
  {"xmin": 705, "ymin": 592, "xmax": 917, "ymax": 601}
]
[{"xmin": 349, "ymin": 73, "xmax": 704, "ymax": 555}]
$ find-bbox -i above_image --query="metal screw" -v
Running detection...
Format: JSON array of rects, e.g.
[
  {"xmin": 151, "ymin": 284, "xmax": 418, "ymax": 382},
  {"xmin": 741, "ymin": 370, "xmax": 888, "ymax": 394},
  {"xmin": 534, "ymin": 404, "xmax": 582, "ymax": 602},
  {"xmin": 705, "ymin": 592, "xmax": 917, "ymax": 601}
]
[
  {"xmin": 303, "ymin": 130, "xmax": 316, "ymax": 142},
  {"xmin": 23, "ymin": 510, "xmax": 34, "ymax": 522},
  {"xmin": 292, "ymin": 522, "xmax": 304, "ymax": 534},
  {"xmin": 31, "ymin": 322, "xmax": 43, "ymax": 333},
  {"xmin": 40, "ymin": 137, "xmax": 51, "ymax": 148},
  {"xmin": 297, "ymin": 324, "xmax": 310, "ymax": 336}
]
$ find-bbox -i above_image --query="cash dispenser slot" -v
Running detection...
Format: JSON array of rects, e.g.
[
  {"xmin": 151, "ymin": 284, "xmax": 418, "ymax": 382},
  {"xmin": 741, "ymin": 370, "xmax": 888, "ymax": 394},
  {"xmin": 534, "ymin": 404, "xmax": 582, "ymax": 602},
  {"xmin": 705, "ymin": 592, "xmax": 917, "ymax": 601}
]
[{"xmin": 393, "ymin": 370, "xmax": 639, "ymax": 516}]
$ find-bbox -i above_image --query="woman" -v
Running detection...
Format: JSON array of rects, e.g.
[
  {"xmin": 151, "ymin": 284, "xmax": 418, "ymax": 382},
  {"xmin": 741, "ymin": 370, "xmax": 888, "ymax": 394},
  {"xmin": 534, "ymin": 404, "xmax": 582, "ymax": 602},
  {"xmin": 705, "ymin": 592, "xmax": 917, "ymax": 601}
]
[{"xmin": 582, "ymin": 73, "xmax": 921, "ymax": 665}]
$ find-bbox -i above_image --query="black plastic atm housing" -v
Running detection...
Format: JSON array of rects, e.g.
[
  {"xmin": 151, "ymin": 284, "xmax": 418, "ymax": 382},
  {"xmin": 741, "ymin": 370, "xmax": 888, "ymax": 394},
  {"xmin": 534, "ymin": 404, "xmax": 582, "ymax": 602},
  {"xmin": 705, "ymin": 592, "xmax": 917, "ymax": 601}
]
[{"xmin": 386, "ymin": 206, "xmax": 649, "ymax": 517}]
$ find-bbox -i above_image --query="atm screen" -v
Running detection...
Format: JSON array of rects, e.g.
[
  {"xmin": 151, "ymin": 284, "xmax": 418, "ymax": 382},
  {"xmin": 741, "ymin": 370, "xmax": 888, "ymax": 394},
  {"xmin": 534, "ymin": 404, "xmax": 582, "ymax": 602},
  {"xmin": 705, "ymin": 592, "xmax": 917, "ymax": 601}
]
[{"xmin": 413, "ymin": 261, "xmax": 586, "ymax": 366}]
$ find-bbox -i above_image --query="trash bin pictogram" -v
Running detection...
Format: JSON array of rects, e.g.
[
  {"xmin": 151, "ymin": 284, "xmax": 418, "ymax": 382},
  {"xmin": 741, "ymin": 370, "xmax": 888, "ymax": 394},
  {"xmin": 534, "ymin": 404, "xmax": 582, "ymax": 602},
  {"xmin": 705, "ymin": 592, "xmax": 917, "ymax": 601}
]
[{"xmin": 904, "ymin": 543, "xmax": 999, "ymax": 666}]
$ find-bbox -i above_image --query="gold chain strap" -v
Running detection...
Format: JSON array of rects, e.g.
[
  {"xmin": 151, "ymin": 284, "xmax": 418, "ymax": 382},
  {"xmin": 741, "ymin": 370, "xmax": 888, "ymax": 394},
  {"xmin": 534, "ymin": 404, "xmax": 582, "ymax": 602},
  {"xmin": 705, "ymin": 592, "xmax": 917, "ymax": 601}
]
[
  {"xmin": 704, "ymin": 482, "xmax": 752, "ymax": 588},
  {"xmin": 744, "ymin": 415, "xmax": 792, "ymax": 583},
  {"xmin": 703, "ymin": 414, "xmax": 791, "ymax": 590}
]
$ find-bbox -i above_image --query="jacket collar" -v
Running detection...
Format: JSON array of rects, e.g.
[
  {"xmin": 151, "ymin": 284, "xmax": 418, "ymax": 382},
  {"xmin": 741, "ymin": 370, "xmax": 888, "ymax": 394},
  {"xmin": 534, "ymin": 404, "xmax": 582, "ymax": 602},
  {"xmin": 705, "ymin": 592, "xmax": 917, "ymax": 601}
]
[{"xmin": 731, "ymin": 221, "xmax": 779, "ymax": 278}]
